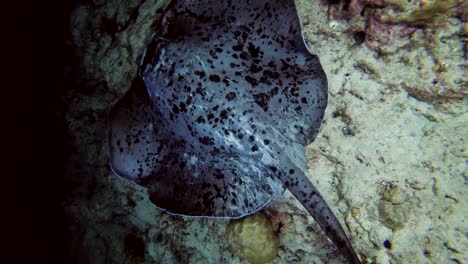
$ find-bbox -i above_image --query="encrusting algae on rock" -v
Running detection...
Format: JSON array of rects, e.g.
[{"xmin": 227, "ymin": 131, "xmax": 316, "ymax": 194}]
[
  {"xmin": 226, "ymin": 213, "xmax": 280, "ymax": 264},
  {"xmin": 381, "ymin": 0, "xmax": 461, "ymax": 25}
]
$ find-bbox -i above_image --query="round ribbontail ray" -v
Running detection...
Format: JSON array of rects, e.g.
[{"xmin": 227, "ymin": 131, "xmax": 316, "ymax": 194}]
[{"xmin": 108, "ymin": 0, "xmax": 362, "ymax": 263}]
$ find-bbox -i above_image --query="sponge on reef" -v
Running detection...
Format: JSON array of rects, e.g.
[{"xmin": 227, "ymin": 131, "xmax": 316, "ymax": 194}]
[{"xmin": 225, "ymin": 213, "xmax": 280, "ymax": 264}]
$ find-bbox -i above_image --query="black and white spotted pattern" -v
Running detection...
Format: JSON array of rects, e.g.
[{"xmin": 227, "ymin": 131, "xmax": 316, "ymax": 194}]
[{"xmin": 109, "ymin": 1, "xmax": 361, "ymax": 263}]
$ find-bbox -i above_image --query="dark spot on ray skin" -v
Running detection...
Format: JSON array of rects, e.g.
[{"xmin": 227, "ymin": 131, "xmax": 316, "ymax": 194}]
[
  {"xmin": 244, "ymin": 76, "xmax": 258, "ymax": 87},
  {"xmin": 109, "ymin": 1, "xmax": 361, "ymax": 263},
  {"xmin": 253, "ymin": 93, "xmax": 271, "ymax": 112},
  {"xmin": 219, "ymin": 110, "xmax": 229, "ymax": 120},
  {"xmin": 247, "ymin": 42, "xmax": 261, "ymax": 58},
  {"xmin": 239, "ymin": 51, "xmax": 249, "ymax": 60},
  {"xmin": 222, "ymin": 78, "xmax": 231, "ymax": 86},
  {"xmin": 209, "ymin": 74, "xmax": 221, "ymax": 82},
  {"xmin": 225, "ymin": 92, "xmax": 236, "ymax": 101},
  {"xmin": 194, "ymin": 70, "xmax": 205, "ymax": 78},
  {"xmin": 196, "ymin": 116, "xmax": 206, "ymax": 123},
  {"xmin": 232, "ymin": 43, "xmax": 243, "ymax": 51},
  {"xmin": 199, "ymin": 136, "xmax": 214, "ymax": 145},
  {"xmin": 207, "ymin": 113, "xmax": 214, "ymax": 120},
  {"xmin": 241, "ymin": 31, "xmax": 248, "ymax": 42},
  {"xmin": 249, "ymin": 64, "xmax": 263, "ymax": 73},
  {"xmin": 214, "ymin": 169, "xmax": 225, "ymax": 179},
  {"xmin": 269, "ymin": 166, "xmax": 278, "ymax": 173}
]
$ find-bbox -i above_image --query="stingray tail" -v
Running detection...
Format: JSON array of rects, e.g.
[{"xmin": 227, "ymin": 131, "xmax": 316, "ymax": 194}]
[{"xmin": 277, "ymin": 165, "xmax": 362, "ymax": 264}]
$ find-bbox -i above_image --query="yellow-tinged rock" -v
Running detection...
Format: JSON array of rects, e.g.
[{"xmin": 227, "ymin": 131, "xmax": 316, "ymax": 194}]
[{"xmin": 226, "ymin": 213, "xmax": 280, "ymax": 264}]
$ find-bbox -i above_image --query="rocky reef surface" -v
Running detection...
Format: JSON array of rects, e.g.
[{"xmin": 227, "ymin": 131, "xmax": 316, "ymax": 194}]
[{"xmin": 62, "ymin": 0, "xmax": 466, "ymax": 263}]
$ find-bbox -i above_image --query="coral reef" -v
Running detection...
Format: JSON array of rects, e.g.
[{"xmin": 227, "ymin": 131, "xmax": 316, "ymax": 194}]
[
  {"xmin": 295, "ymin": 0, "xmax": 467, "ymax": 262},
  {"xmin": 323, "ymin": 0, "xmax": 467, "ymax": 113},
  {"xmin": 381, "ymin": 0, "xmax": 460, "ymax": 25},
  {"xmin": 225, "ymin": 213, "xmax": 280, "ymax": 264}
]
